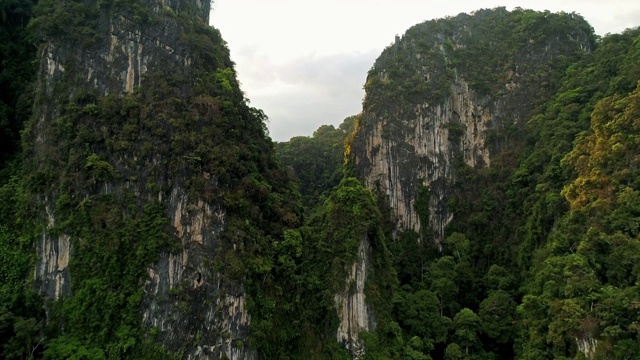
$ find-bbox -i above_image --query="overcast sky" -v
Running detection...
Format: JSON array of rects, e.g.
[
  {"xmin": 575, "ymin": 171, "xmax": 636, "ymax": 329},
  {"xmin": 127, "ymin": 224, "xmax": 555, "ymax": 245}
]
[{"xmin": 210, "ymin": 1, "xmax": 640, "ymax": 142}]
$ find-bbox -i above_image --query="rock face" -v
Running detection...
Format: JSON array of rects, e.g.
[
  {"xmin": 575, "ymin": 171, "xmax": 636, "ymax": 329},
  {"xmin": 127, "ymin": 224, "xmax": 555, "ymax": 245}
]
[
  {"xmin": 140, "ymin": 188, "xmax": 254, "ymax": 359},
  {"xmin": 351, "ymin": 8, "xmax": 594, "ymax": 244},
  {"xmin": 34, "ymin": 0, "xmax": 205, "ymax": 304},
  {"xmin": 35, "ymin": 217, "xmax": 71, "ymax": 299},
  {"xmin": 30, "ymin": 0, "xmax": 263, "ymax": 358},
  {"xmin": 334, "ymin": 235, "xmax": 375, "ymax": 359}
]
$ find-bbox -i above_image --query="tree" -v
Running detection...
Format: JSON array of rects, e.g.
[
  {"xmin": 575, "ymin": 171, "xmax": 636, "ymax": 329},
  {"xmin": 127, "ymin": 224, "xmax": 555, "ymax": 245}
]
[
  {"xmin": 395, "ymin": 289, "xmax": 450, "ymax": 346},
  {"xmin": 403, "ymin": 336, "xmax": 433, "ymax": 360},
  {"xmin": 276, "ymin": 117, "xmax": 357, "ymax": 211},
  {"xmin": 444, "ymin": 343, "xmax": 464, "ymax": 360},
  {"xmin": 444, "ymin": 232, "xmax": 471, "ymax": 263},
  {"xmin": 484, "ymin": 265, "xmax": 516, "ymax": 293},
  {"xmin": 3, "ymin": 317, "xmax": 43, "ymax": 360},
  {"xmin": 479, "ymin": 290, "xmax": 516, "ymax": 345},
  {"xmin": 43, "ymin": 336, "xmax": 105, "ymax": 360},
  {"xmin": 0, "ymin": 0, "xmax": 37, "ymax": 168},
  {"xmin": 452, "ymin": 308, "xmax": 482, "ymax": 356},
  {"xmin": 429, "ymin": 256, "xmax": 459, "ymax": 317}
]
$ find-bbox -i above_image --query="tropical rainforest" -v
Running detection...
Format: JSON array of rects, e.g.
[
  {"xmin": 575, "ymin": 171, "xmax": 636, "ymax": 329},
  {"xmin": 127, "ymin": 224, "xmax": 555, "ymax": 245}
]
[{"xmin": 0, "ymin": 1, "xmax": 639, "ymax": 359}]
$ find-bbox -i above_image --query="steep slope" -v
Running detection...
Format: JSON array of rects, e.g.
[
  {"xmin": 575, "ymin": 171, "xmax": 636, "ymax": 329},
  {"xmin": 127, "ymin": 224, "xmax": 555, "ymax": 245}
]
[
  {"xmin": 3, "ymin": 3, "xmax": 638, "ymax": 359},
  {"xmin": 0, "ymin": 0, "xmax": 38, "ymax": 169},
  {"xmin": 350, "ymin": 7, "xmax": 594, "ymax": 244},
  {"xmin": 275, "ymin": 116, "xmax": 356, "ymax": 211},
  {"xmin": 346, "ymin": 8, "xmax": 640, "ymax": 359},
  {"xmin": 21, "ymin": 0, "xmax": 299, "ymax": 358},
  {"xmin": 513, "ymin": 28, "xmax": 640, "ymax": 360}
]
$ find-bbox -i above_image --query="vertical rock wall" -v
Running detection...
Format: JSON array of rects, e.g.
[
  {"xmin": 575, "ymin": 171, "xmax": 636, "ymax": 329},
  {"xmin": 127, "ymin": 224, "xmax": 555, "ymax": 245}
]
[
  {"xmin": 140, "ymin": 187, "xmax": 255, "ymax": 359},
  {"xmin": 31, "ymin": 1, "xmax": 256, "ymax": 358},
  {"xmin": 334, "ymin": 235, "xmax": 376, "ymax": 359},
  {"xmin": 355, "ymin": 76, "xmax": 496, "ymax": 243},
  {"xmin": 351, "ymin": 9, "xmax": 594, "ymax": 245}
]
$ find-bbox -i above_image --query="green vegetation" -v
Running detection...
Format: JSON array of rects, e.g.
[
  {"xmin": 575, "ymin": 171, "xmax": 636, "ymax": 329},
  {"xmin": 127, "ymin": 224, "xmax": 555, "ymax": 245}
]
[
  {"xmin": 276, "ymin": 116, "xmax": 356, "ymax": 211},
  {"xmin": 434, "ymin": 26, "xmax": 640, "ymax": 360},
  {"xmin": 246, "ymin": 177, "xmax": 396, "ymax": 359},
  {"xmin": 0, "ymin": 3, "xmax": 639, "ymax": 360},
  {"xmin": 353, "ymin": 8, "xmax": 640, "ymax": 360},
  {"xmin": 364, "ymin": 7, "xmax": 594, "ymax": 117},
  {"xmin": 0, "ymin": 0, "xmax": 38, "ymax": 170},
  {"xmin": 2, "ymin": 0, "xmax": 301, "ymax": 357}
]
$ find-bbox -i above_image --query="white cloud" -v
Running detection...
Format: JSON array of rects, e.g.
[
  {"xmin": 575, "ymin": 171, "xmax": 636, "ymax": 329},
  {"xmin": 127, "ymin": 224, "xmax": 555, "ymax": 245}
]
[
  {"xmin": 211, "ymin": 0, "xmax": 640, "ymax": 141},
  {"xmin": 242, "ymin": 51, "xmax": 374, "ymax": 141}
]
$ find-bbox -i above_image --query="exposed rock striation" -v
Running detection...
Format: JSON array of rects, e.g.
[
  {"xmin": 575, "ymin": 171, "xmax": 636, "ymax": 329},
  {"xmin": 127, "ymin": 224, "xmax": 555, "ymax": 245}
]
[
  {"xmin": 140, "ymin": 187, "xmax": 254, "ymax": 359},
  {"xmin": 28, "ymin": 0, "xmax": 283, "ymax": 358},
  {"xmin": 351, "ymin": 8, "xmax": 594, "ymax": 244},
  {"xmin": 334, "ymin": 235, "xmax": 376, "ymax": 359}
]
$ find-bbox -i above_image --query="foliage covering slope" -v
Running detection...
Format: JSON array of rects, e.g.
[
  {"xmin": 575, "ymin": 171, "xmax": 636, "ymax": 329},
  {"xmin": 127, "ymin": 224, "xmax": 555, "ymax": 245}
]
[{"xmin": 0, "ymin": 3, "xmax": 640, "ymax": 360}]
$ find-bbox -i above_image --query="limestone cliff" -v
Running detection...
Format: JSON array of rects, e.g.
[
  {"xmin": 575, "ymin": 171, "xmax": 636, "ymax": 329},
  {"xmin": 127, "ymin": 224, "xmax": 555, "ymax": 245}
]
[
  {"xmin": 351, "ymin": 8, "xmax": 594, "ymax": 244},
  {"xmin": 334, "ymin": 235, "xmax": 375, "ymax": 359},
  {"xmin": 27, "ymin": 0, "xmax": 295, "ymax": 358}
]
